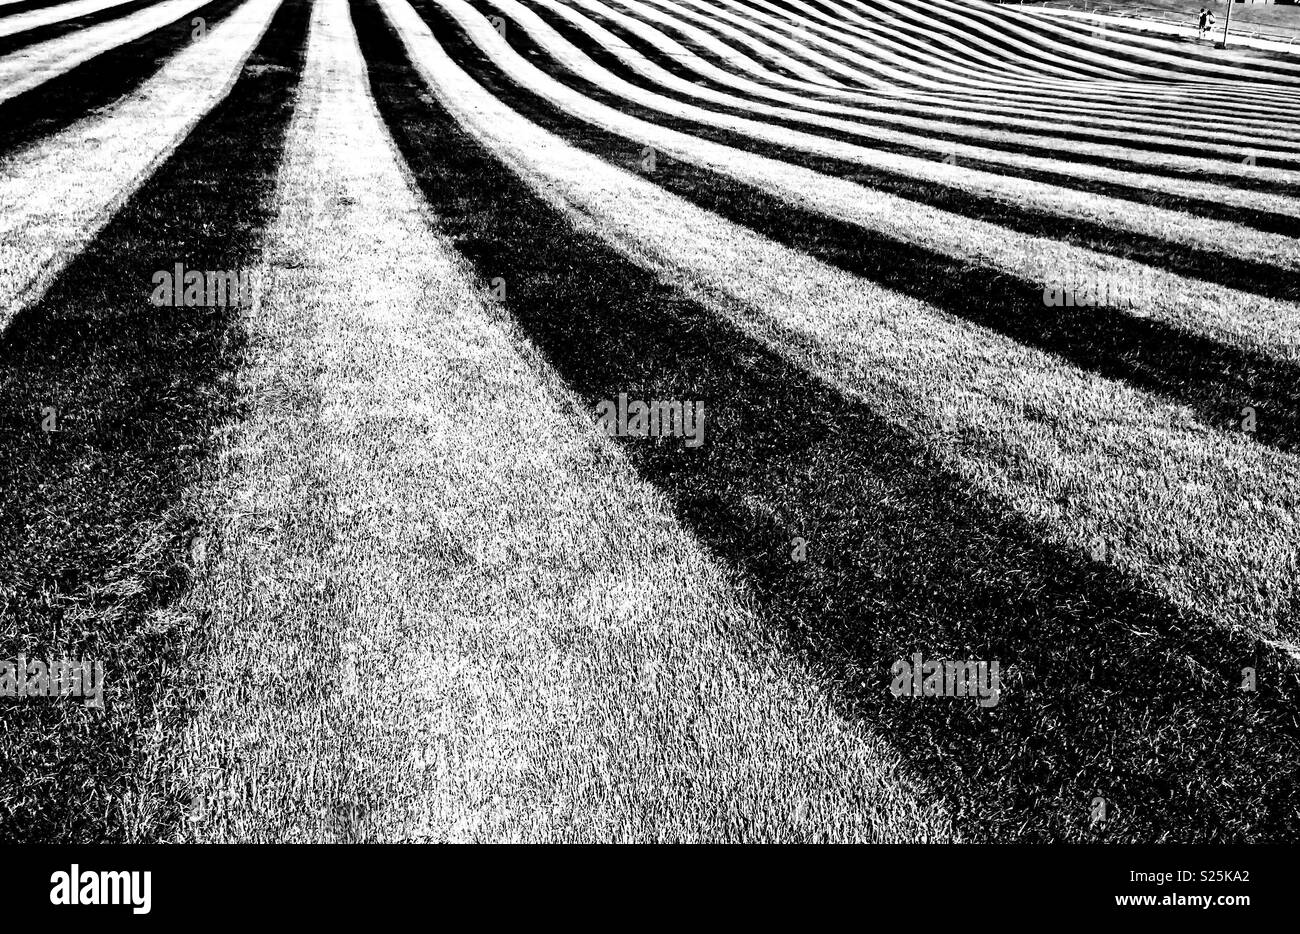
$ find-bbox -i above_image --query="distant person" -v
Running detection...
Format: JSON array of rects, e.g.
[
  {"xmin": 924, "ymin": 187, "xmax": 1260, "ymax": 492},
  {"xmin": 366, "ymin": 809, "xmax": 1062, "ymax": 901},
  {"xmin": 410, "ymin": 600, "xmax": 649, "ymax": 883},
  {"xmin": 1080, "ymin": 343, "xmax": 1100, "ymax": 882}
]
[{"xmin": 1197, "ymin": 7, "xmax": 1216, "ymax": 39}]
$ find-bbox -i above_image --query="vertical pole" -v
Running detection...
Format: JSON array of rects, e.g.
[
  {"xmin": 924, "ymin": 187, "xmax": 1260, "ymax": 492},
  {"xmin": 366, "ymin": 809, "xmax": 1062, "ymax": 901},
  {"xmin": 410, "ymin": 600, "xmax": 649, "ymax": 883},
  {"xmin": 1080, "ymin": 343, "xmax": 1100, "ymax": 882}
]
[{"xmin": 1221, "ymin": 0, "xmax": 1232, "ymax": 47}]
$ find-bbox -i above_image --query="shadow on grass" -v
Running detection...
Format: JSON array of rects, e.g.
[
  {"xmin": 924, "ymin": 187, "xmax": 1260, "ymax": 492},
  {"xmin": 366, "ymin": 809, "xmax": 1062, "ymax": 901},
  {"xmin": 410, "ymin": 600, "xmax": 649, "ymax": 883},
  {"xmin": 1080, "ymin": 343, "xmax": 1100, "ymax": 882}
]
[
  {"xmin": 0, "ymin": 0, "xmax": 163, "ymax": 59},
  {"xmin": 542, "ymin": 0, "xmax": 1300, "ymax": 227},
  {"xmin": 0, "ymin": 0, "xmax": 249, "ymax": 163},
  {"xmin": 358, "ymin": 0, "xmax": 1300, "ymax": 841},
  {"xmin": 432, "ymin": 0, "xmax": 1300, "ymax": 455},
  {"xmin": 0, "ymin": 0, "xmax": 92, "ymax": 19},
  {"xmin": 488, "ymin": 0, "xmax": 1300, "ymax": 299},
  {"xmin": 724, "ymin": 0, "xmax": 1300, "ymax": 135},
  {"xmin": 0, "ymin": 0, "xmax": 309, "ymax": 842}
]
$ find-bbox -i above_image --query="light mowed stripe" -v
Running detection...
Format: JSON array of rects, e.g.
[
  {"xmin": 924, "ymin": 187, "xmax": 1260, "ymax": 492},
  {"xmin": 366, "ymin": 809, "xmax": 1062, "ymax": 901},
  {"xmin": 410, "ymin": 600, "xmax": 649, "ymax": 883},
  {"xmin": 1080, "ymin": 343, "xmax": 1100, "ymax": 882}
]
[
  {"xmin": 375, "ymin": 0, "xmax": 1300, "ymax": 840},
  {"xmin": 0, "ymin": 0, "xmax": 281, "ymax": 330},
  {"xmin": 598, "ymin": 0, "xmax": 1300, "ymax": 149},
  {"xmin": 633, "ymin": 0, "xmax": 1300, "ymax": 125},
  {"xmin": 387, "ymin": 0, "xmax": 1299, "ymax": 648},
  {"xmin": 179, "ymin": 0, "xmax": 946, "ymax": 842},
  {"xmin": 940, "ymin": 0, "xmax": 1300, "ymax": 77},
  {"xmin": 527, "ymin": 0, "xmax": 1300, "ymax": 221},
  {"xmin": 625, "ymin": 0, "xmax": 1300, "ymax": 119},
  {"xmin": 428, "ymin": 0, "xmax": 1300, "ymax": 355},
  {"xmin": 846, "ymin": 0, "xmax": 1300, "ymax": 84},
  {"xmin": 0, "ymin": 0, "xmax": 308, "ymax": 843},
  {"xmin": 0, "ymin": 0, "xmax": 252, "ymax": 164},
  {"xmin": 610, "ymin": 0, "xmax": 1300, "ymax": 158},
  {"xmin": 671, "ymin": 0, "xmax": 1138, "ymax": 88},
  {"xmin": 576, "ymin": 0, "xmax": 1300, "ymax": 152},
  {"xmin": 0, "ymin": 0, "xmax": 145, "ymax": 38},
  {"xmin": 0, "ymin": 0, "xmax": 210, "ymax": 103}
]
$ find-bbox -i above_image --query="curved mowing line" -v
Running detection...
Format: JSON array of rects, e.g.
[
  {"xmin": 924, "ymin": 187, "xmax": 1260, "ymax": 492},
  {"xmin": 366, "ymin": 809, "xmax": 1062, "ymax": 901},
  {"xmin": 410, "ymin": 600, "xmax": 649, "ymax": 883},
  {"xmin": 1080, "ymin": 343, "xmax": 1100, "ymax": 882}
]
[
  {"xmin": 569, "ymin": 0, "xmax": 1300, "ymax": 203},
  {"xmin": 600, "ymin": 0, "xmax": 1300, "ymax": 150},
  {"xmin": 629, "ymin": 0, "xmax": 1300, "ymax": 118},
  {"xmin": 591, "ymin": 0, "xmax": 1300, "ymax": 154},
  {"xmin": 463, "ymin": 0, "xmax": 1300, "ymax": 352},
  {"xmin": 602, "ymin": 0, "xmax": 1300, "ymax": 161},
  {"xmin": 0, "ymin": 0, "xmax": 162, "ymax": 59},
  {"xmin": 0, "ymin": 0, "xmax": 90, "ymax": 18},
  {"xmin": 524, "ymin": 0, "xmax": 1300, "ymax": 231},
  {"xmin": 427, "ymin": 0, "xmax": 1300, "ymax": 453},
  {"xmin": 472, "ymin": 0, "xmax": 1300, "ymax": 298},
  {"xmin": 792, "ymin": 0, "xmax": 1178, "ymax": 85},
  {"xmin": 639, "ymin": 0, "xmax": 1294, "ymax": 102},
  {"xmin": 914, "ymin": 0, "xmax": 1300, "ymax": 81},
  {"xmin": 775, "ymin": 0, "xmax": 1130, "ymax": 84},
  {"xmin": 0, "ymin": 0, "xmax": 212, "ymax": 105},
  {"xmin": 0, "ymin": 0, "xmax": 288, "ymax": 329},
  {"xmin": 680, "ymin": 0, "xmax": 1156, "ymax": 90},
  {"xmin": 360, "ymin": 0, "xmax": 1300, "ymax": 842},
  {"xmin": 773, "ymin": 0, "xmax": 1110, "ymax": 85},
  {"xmin": 627, "ymin": 0, "xmax": 850, "ymax": 89},
  {"xmin": 0, "ymin": 0, "xmax": 309, "ymax": 844},
  {"xmin": 832, "ymin": 0, "xmax": 1300, "ymax": 86},
  {"xmin": 0, "ymin": 0, "xmax": 247, "ymax": 163},
  {"xmin": 0, "ymin": 0, "xmax": 148, "ymax": 36},
  {"xmin": 602, "ymin": 0, "xmax": 1300, "ymax": 175}
]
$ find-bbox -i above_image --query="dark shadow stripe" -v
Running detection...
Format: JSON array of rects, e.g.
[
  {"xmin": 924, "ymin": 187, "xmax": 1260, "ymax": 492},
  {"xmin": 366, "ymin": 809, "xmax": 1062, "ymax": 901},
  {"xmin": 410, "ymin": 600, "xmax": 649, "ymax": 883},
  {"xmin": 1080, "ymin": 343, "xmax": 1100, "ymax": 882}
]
[
  {"xmin": 0, "ymin": 0, "xmax": 85, "ymax": 19},
  {"xmin": 0, "ymin": 0, "xmax": 248, "ymax": 163},
  {"xmin": 0, "ymin": 0, "xmax": 162, "ymax": 58},
  {"xmin": 521, "ymin": 0, "xmax": 1300, "ymax": 234},
  {"xmin": 637, "ymin": 0, "xmax": 1281, "ymax": 100},
  {"xmin": 608, "ymin": 0, "xmax": 845, "ymax": 89},
  {"xmin": 1107, "ymin": 25, "xmax": 1300, "ymax": 70},
  {"xmin": 1026, "ymin": 5, "xmax": 1300, "ymax": 72},
  {"xmin": 0, "ymin": 0, "xmax": 308, "ymax": 843},
  {"xmin": 957, "ymin": 0, "xmax": 1300, "ymax": 76},
  {"xmin": 679, "ymin": 0, "xmax": 1088, "ymax": 92},
  {"xmin": 597, "ymin": 0, "xmax": 1300, "ymax": 184},
  {"xmin": 501, "ymin": 0, "xmax": 1300, "ymax": 292},
  {"xmin": 440, "ymin": 0, "xmax": 1300, "ymax": 454},
  {"xmin": 767, "ymin": 0, "xmax": 1300, "ymax": 86},
  {"xmin": 908, "ymin": 81, "xmax": 1300, "ymax": 148},
  {"xmin": 620, "ymin": 0, "xmax": 1300, "ymax": 135},
  {"xmin": 358, "ymin": 0, "xmax": 1300, "ymax": 842},
  {"xmin": 596, "ymin": 0, "xmax": 1300, "ymax": 184},
  {"xmin": 724, "ymin": 0, "xmax": 1180, "ymax": 86}
]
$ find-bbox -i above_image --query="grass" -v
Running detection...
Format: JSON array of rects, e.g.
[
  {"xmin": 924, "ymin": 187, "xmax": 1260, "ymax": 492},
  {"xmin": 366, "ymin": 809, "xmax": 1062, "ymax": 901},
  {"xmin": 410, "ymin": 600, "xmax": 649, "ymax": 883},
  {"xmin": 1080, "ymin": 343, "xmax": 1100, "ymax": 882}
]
[
  {"xmin": 1018, "ymin": 0, "xmax": 1300, "ymax": 37},
  {"xmin": 0, "ymin": 0, "xmax": 309, "ymax": 841},
  {"xmin": 458, "ymin": 0, "xmax": 1300, "ymax": 361},
  {"xmin": 358, "ymin": 0, "xmax": 1300, "ymax": 840},
  {"xmin": 0, "ymin": 0, "xmax": 249, "ymax": 162},
  {"xmin": 0, "ymin": 1, "xmax": 96, "ymax": 18},
  {"xmin": 0, "ymin": 1, "xmax": 164, "ymax": 59},
  {"xmin": 585, "ymin": 0, "xmax": 1300, "ymax": 186},
  {"xmin": 718, "ymin": 0, "xmax": 1300, "ymax": 78},
  {"xmin": 1, "ymin": 0, "xmax": 1296, "ymax": 843},
  {"xmin": 432, "ymin": 0, "xmax": 1300, "ymax": 451},
  {"xmin": 432, "ymin": 0, "xmax": 1300, "ymax": 649},
  {"xmin": 0, "ymin": 0, "xmax": 218, "ymax": 105},
  {"xmin": 509, "ymin": 0, "xmax": 1300, "ymax": 273},
  {"xmin": 170, "ymin": 0, "xmax": 946, "ymax": 843}
]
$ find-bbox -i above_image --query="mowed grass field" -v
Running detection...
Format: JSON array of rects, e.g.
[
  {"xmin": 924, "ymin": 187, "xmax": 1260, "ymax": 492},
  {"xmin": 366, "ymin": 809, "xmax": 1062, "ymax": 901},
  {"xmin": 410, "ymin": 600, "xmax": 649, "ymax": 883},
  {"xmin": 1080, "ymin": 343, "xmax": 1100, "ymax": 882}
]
[
  {"xmin": 0, "ymin": 0, "xmax": 1297, "ymax": 842},
  {"xmin": 1024, "ymin": 0, "xmax": 1300, "ymax": 41}
]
